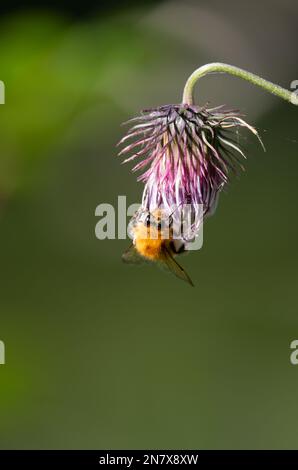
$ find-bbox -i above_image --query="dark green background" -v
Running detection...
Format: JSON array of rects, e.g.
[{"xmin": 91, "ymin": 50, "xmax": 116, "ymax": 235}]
[{"xmin": 0, "ymin": 0, "xmax": 297, "ymax": 449}]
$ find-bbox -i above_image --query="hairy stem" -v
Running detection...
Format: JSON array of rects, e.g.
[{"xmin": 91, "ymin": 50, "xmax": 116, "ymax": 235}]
[{"xmin": 182, "ymin": 62, "xmax": 295, "ymax": 105}]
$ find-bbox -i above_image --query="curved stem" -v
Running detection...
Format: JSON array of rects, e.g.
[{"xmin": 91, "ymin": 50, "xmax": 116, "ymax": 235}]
[{"xmin": 182, "ymin": 62, "xmax": 294, "ymax": 106}]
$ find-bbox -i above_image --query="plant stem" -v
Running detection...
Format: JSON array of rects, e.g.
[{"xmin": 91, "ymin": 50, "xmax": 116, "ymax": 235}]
[{"xmin": 182, "ymin": 62, "xmax": 295, "ymax": 105}]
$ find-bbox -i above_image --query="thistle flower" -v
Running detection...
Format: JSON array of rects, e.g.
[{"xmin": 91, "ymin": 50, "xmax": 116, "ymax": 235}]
[
  {"xmin": 118, "ymin": 62, "xmax": 295, "ymax": 241},
  {"xmin": 118, "ymin": 103, "xmax": 259, "ymax": 223}
]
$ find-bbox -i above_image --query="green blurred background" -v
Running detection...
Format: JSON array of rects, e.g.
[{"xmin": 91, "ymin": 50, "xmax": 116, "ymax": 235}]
[{"xmin": 0, "ymin": 0, "xmax": 298, "ymax": 449}]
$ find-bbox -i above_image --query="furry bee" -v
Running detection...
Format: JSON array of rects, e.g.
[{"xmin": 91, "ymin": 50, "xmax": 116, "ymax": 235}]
[{"xmin": 122, "ymin": 208, "xmax": 194, "ymax": 286}]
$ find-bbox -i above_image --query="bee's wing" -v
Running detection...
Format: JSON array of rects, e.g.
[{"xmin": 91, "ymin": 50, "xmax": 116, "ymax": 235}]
[
  {"xmin": 161, "ymin": 246, "xmax": 194, "ymax": 287},
  {"xmin": 122, "ymin": 244, "xmax": 145, "ymax": 264}
]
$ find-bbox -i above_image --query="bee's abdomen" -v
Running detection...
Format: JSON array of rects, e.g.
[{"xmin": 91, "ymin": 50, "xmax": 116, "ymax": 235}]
[{"xmin": 135, "ymin": 239, "xmax": 162, "ymax": 260}]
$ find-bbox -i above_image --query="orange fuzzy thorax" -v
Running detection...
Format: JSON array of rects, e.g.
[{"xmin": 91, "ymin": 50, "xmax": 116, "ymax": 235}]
[
  {"xmin": 135, "ymin": 238, "xmax": 163, "ymax": 260},
  {"xmin": 133, "ymin": 223, "xmax": 171, "ymax": 261}
]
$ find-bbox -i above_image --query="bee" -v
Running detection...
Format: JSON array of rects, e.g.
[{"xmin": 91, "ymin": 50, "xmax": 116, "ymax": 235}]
[{"xmin": 122, "ymin": 208, "xmax": 194, "ymax": 286}]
